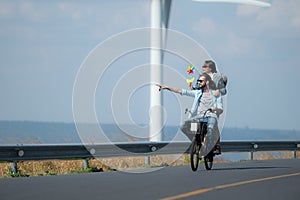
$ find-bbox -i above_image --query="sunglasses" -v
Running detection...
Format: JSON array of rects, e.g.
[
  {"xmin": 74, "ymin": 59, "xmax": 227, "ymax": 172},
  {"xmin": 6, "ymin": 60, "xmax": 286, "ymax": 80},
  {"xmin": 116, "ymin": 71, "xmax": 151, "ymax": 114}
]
[
  {"xmin": 197, "ymin": 79, "xmax": 205, "ymax": 83},
  {"xmin": 202, "ymin": 65, "xmax": 209, "ymax": 68}
]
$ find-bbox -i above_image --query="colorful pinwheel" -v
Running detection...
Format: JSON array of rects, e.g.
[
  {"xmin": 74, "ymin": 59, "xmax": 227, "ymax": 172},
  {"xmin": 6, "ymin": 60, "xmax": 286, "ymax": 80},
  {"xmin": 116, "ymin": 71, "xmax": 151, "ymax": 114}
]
[
  {"xmin": 187, "ymin": 65, "xmax": 195, "ymax": 74},
  {"xmin": 186, "ymin": 65, "xmax": 196, "ymax": 83}
]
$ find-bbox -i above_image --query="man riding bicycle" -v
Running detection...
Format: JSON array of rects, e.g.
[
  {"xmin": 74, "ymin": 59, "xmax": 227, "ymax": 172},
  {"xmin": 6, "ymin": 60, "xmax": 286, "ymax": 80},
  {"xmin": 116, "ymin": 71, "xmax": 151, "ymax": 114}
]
[{"xmin": 157, "ymin": 73, "xmax": 223, "ymax": 155}]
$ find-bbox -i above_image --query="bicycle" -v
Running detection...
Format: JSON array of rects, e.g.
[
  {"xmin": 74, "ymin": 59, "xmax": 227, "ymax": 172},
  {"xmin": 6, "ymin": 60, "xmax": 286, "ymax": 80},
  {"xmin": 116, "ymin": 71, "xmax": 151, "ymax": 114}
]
[{"xmin": 181, "ymin": 109, "xmax": 215, "ymax": 171}]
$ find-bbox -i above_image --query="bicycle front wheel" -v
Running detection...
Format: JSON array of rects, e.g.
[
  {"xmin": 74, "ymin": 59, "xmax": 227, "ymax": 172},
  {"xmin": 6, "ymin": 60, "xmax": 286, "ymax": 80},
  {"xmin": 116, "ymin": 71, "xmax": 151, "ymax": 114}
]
[{"xmin": 190, "ymin": 137, "xmax": 200, "ymax": 171}]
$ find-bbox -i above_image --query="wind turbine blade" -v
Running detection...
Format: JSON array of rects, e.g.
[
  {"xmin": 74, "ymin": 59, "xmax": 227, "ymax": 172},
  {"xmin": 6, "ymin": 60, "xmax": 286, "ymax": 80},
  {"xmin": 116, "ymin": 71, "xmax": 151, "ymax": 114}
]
[
  {"xmin": 162, "ymin": 0, "xmax": 172, "ymax": 30},
  {"xmin": 162, "ymin": 0, "xmax": 172, "ymax": 62},
  {"xmin": 193, "ymin": 0, "xmax": 271, "ymax": 7}
]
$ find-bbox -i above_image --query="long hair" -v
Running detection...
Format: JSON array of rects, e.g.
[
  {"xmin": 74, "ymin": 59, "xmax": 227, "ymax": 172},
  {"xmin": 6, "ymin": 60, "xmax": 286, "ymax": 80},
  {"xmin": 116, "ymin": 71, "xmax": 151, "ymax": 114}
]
[
  {"xmin": 205, "ymin": 60, "xmax": 217, "ymax": 73},
  {"xmin": 200, "ymin": 73, "xmax": 216, "ymax": 90}
]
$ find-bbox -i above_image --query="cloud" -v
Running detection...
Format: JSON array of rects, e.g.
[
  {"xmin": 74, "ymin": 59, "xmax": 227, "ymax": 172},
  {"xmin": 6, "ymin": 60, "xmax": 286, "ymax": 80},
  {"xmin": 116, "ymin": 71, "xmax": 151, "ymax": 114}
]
[
  {"xmin": 192, "ymin": 18, "xmax": 216, "ymax": 36},
  {"xmin": 56, "ymin": 1, "xmax": 149, "ymax": 25},
  {"xmin": 57, "ymin": 2, "xmax": 94, "ymax": 22},
  {"xmin": 0, "ymin": 0, "xmax": 14, "ymax": 18},
  {"xmin": 0, "ymin": 1, "xmax": 57, "ymax": 22},
  {"xmin": 236, "ymin": 4, "xmax": 261, "ymax": 17},
  {"xmin": 237, "ymin": 0, "xmax": 300, "ymax": 31},
  {"xmin": 0, "ymin": 0, "xmax": 150, "ymax": 43},
  {"xmin": 218, "ymin": 32, "xmax": 265, "ymax": 58}
]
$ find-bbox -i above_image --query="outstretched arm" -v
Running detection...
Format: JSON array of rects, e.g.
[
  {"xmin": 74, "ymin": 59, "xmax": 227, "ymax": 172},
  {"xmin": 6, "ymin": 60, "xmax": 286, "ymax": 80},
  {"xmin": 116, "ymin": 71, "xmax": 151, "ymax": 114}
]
[{"xmin": 156, "ymin": 84, "xmax": 182, "ymax": 94}]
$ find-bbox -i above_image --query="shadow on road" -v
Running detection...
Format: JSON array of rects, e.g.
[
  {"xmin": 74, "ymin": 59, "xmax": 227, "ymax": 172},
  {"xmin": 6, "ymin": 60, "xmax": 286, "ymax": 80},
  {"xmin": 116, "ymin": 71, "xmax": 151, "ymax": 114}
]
[{"xmin": 212, "ymin": 166, "xmax": 288, "ymax": 171}]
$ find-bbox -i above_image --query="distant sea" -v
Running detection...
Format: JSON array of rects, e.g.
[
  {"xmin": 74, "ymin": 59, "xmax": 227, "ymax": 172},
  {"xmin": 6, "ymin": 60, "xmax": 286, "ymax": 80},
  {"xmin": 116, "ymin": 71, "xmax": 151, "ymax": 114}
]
[
  {"xmin": 1, "ymin": 121, "xmax": 300, "ymax": 161},
  {"xmin": 1, "ymin": 121, "xmax": 300, "ymax": 144}
]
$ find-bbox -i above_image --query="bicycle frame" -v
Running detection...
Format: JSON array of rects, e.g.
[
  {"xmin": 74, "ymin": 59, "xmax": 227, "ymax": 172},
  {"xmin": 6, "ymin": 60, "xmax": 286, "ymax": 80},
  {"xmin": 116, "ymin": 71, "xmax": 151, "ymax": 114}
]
[{"xmin": 181, "ymin": 109, "xmax": 215, "ymax": 171}]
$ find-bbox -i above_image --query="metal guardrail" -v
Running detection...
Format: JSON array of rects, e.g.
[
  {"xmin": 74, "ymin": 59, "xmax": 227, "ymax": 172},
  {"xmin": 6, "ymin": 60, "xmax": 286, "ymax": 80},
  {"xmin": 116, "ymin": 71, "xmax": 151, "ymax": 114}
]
[{"xmin": 1, "ymin": 141, "xmax": 300, "ymax": 162}]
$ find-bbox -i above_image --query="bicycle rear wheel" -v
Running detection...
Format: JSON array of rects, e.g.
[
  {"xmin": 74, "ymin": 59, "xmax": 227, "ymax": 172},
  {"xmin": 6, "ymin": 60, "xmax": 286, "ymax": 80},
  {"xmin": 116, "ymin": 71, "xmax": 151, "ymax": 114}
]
[
  {"xmin": 190, "ymin": 137, "xmax": 200, "ymax": 171},
  {"xmin": 204, "ymin": 152, "xmax": 214, "ymax": 170}
]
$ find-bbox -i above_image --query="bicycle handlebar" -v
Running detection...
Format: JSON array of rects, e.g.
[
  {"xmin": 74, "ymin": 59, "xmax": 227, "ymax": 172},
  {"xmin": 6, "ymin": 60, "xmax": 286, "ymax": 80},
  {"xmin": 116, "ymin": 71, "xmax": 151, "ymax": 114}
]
[
  {"xmin": 185, "ymin": 108, "xmax": 212, "ymax": 117},
  {"xmin": 203, "ymin": 108, "xmax": 212, "ymax": 117}
]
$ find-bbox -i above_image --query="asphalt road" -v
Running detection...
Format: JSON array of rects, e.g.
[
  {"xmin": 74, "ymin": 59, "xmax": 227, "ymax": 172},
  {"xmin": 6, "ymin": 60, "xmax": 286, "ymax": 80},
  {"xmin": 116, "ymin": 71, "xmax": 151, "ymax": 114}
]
[{"xmin": 1, "ymin": 159, "xmax": 300, "ymax": 200}]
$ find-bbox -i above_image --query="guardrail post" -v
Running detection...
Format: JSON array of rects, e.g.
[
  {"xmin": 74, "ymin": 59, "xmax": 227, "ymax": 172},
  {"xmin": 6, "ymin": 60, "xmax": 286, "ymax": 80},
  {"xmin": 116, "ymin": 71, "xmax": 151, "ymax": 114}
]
[
  {"xmin": 250, "ymin": 151, "xmax": 254, "ymax": 160},
  {"xmin": 10, "ymin": 162, "xmax": 18, "ymax": 174},
  {"xmin": 83, "ymin": 159, "xmax": 89, "ymax": 170},
  {"xmin": 145, "ymin": 156, "xmax": 150, "ymax": 166}
]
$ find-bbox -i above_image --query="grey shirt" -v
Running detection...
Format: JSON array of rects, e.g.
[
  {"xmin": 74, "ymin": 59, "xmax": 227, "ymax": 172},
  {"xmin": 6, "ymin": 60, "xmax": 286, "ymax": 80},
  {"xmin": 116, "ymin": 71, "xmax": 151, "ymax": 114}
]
[{"xmin": 197, "ymin": 92, "xmax": 217, "ymax": 118}]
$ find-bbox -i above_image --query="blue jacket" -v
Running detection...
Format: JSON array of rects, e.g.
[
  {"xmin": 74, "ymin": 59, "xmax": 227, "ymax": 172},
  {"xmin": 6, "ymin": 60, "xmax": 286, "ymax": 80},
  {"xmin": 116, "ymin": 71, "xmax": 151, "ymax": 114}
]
[{"xmin": 181, "ymin": 89, "xmax": 223, "ymax": 118}]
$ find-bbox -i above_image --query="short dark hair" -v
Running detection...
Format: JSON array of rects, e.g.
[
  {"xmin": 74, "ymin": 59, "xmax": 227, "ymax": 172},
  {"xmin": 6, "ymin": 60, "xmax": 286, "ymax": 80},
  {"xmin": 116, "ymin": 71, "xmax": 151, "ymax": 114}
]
[{"xmin": 204, "ymin": 60, "xmax": 217, "ymax": 73}]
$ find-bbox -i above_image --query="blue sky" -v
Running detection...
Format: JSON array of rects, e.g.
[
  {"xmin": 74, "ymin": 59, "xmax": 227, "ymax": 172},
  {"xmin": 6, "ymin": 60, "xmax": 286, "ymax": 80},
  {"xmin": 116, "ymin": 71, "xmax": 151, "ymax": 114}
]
[{"xmin": 1, "ymin": 0, "xmax": 300, "ymax": 130}]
